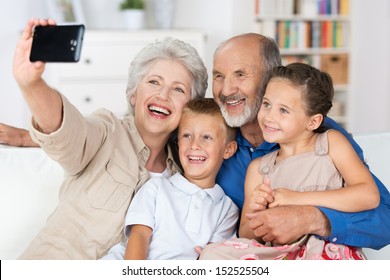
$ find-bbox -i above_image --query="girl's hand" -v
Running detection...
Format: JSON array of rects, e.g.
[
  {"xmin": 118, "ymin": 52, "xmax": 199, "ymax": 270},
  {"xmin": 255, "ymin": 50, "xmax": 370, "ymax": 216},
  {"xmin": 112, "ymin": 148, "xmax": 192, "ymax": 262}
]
[
  {"xmin": 248, "ymin": 178, "xmax": 274, "ymax": 212},
  {"xmin": 268, "ymin": 188, "xmax": 298, "ymax": 208}
]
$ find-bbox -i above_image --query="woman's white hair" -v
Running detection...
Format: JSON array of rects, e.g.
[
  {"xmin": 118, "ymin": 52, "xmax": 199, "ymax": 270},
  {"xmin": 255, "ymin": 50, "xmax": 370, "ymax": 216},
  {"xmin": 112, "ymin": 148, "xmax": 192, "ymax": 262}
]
[{"xmin": 125, "ymin": 37, "xmax": 208, "ymax": 114}]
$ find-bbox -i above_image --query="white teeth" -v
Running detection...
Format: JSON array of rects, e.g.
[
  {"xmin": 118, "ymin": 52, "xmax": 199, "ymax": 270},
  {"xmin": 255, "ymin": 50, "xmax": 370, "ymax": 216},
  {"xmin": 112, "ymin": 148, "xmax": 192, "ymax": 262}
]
[
  {"xmin": 266, "ymin": 125, "xmax": 278, "ymax": 131},
  {"xmin": 149, "ymin": 105, "xmax": 170, "ymax": 115},
  {"xmin": 189, "ymin": 156, "xmax": 206, "ymax": 161},
  {"xmin": 226, "ymin": 100, "xmax": 242, "ymax": 105}
]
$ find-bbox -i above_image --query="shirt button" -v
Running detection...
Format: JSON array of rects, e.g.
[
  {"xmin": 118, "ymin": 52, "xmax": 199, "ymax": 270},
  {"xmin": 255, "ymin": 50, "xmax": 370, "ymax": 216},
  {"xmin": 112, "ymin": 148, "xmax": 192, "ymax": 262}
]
[
  {"xmin": 332, "ymin": 237, "xmax": 337, "ymax": 242},
  {"xmin": 250, "ymin": 148, "xmax": 254, "ymax": 152}
]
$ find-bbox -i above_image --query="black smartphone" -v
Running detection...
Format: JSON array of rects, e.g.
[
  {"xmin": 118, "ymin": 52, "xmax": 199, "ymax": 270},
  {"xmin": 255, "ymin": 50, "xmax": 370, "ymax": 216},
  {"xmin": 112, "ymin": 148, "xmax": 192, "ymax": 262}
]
[{"xmin": 29, "ymin": 24, "xmax": 85, "ymax": 63}]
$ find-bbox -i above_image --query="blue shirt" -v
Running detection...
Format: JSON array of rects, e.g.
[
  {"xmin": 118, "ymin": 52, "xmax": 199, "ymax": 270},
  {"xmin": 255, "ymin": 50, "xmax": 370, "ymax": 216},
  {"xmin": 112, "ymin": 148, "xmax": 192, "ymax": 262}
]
[{"xmin": 216, "ymin": 117, "xmax": 390, "ymax": 249}]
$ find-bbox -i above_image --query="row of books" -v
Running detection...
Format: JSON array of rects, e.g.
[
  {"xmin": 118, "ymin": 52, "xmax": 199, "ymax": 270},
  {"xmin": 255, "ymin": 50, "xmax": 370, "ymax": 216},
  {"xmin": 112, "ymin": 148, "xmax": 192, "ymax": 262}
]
[
  {"xmin": 258, "ymin": 20, "xmax": 349, "ymax": 49},
  {"xmin": 255, "ymin": 0, "xmax": 350, "ymax": 17}
]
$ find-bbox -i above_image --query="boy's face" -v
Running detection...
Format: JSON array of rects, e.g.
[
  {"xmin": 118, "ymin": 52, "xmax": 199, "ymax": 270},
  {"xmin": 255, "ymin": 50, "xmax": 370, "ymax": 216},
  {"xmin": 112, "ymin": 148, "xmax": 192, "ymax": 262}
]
[{"xmin": 178, "ymin": 113, "xmax": 235, "ymax": 189}]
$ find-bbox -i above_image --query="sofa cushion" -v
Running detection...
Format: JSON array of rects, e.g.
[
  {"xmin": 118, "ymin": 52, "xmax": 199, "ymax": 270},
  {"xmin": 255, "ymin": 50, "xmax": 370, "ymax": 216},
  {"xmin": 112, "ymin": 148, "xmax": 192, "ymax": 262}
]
[{"xmin": 0, "ymin": 145, "xmax": 63, "ymax": 259}]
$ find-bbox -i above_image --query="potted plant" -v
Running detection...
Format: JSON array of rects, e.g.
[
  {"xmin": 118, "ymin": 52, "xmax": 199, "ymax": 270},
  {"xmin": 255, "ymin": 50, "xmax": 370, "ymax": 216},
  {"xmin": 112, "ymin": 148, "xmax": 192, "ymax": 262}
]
[
  {"xmin": 119, "ymin": 0, "xmax": 145, "ymax": 30},
  {"xmin": 119, "ymin": 0, "xmax": 145, "ymax": 10}
]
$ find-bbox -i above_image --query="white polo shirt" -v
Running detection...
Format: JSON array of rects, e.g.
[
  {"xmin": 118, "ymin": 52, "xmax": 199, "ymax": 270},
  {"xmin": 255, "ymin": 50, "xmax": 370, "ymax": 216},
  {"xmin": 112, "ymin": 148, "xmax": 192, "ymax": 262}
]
[{"xmin": 102, "ymin": 172, "xmax": 239, "ymax": 260}]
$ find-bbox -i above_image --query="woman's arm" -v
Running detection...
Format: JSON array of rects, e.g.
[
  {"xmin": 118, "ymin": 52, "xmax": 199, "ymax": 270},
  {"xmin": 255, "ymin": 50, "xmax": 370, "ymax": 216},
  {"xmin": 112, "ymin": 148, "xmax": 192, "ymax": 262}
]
[
  {"xmin": 124, "ymin": 225, "xmax": 152, "ymax": 260},
  {"xmin": 13, "ymin": 18, "xmax": 63, "ymax": 134}
]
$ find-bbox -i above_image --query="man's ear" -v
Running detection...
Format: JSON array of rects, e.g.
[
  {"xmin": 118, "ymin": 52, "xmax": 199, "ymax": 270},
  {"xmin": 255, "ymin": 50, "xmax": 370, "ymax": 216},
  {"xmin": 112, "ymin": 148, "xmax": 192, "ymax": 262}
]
[
  {"xmin": 223, "ymin": 140, "xmax": 238, "ymax": 159},
  {"xmin": 307, "ymin": 114, "xmax": 323, "ymax": 131}
]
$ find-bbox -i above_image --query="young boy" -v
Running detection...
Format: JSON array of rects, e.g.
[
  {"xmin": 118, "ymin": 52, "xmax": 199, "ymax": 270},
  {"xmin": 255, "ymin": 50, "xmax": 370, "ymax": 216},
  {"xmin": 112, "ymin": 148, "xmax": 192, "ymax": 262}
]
[{"xmin": 102, "ymin": 98, "xmax": 239, "ymax": 260}]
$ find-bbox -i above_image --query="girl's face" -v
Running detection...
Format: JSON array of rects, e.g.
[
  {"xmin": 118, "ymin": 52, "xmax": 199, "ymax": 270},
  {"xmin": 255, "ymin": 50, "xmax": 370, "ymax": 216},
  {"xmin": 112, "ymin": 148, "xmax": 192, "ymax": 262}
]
[
  {"xmin": 131, "ymin": 59, "xmax": 193, "ymax": 137},
  {"xmin": 258, "ymin": 78, "xmax": 314, "ymax": 144}
]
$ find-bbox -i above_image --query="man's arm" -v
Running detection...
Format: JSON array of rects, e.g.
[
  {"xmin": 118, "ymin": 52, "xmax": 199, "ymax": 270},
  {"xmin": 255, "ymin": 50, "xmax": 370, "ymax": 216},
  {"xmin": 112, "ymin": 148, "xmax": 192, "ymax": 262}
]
[
  {"xmin": 319, "ymin": 173, "xmax": 390, "ymax": 249},
  {"xmin": 320, "ymin": 117, "xmax": 390, "ymax": 249}
]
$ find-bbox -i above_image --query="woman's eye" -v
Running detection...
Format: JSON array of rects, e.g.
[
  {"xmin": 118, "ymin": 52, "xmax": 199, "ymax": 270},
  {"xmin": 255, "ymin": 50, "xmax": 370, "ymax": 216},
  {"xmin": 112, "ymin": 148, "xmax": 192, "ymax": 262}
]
[
  {"xmin": 203, "ymin": 135, "xmax": 212, "ymax": 141},
  {"xmin": 174, "ymin": 87, "xmax": 185, "ymax": 94},
  {"xmin": 182, "ymin": 133, "xmax": 191, "ymax": 139},
  {"xmin": 148, "ymin": 80, "xmax": 159, "ymax": 85}
]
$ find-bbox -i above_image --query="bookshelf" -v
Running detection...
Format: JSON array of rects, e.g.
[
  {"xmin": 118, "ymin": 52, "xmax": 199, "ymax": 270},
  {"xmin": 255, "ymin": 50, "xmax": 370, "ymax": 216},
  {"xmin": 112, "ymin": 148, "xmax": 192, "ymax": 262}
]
[{"xmin": 254, "ymin": 0, "xmax": 351, "ymax": 128}]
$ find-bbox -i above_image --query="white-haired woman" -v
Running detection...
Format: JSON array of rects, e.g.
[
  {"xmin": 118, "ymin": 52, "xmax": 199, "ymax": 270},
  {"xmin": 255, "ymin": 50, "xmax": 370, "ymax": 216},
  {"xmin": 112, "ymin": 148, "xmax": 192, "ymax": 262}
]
[{"xmin": 13, "ymin": 18, "xmax": 208, "ymax": 260}]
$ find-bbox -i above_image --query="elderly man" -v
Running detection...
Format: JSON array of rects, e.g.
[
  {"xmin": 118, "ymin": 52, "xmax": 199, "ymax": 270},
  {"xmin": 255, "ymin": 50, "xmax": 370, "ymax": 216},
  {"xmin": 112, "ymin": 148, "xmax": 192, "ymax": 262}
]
[{"xmin": 212, "ymin": 33, "xmax": 390, "ymax": 249}]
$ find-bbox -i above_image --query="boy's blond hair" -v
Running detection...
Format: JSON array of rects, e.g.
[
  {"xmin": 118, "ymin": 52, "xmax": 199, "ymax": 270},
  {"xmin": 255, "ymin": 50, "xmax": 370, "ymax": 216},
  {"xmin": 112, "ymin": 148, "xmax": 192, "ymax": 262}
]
[{"xmin": 182, "ymin": 98, "xmax": 236, "ymax": 143}]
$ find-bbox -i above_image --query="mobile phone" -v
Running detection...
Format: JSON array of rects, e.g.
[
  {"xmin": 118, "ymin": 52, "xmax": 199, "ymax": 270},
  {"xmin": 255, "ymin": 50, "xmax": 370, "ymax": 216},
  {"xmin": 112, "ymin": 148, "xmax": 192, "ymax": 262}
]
[{"xmin": 29, "ymin": 24, "xmax": 85, "ymax": 63}]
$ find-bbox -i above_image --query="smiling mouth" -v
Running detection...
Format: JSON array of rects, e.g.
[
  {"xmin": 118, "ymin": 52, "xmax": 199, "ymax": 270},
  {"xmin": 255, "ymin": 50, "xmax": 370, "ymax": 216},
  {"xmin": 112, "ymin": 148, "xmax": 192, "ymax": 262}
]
[
  {"xmin": 188, "ymin": 156, "xmax": 207, "ymax": 162},
  {"xmin": 148, "ymin": 105, "xmax": 171, "ymax": 116},
  {"xmin": 226, "ymin": 99, "xmax": 245, "ymax": 106},
  {"xmin": 264, "ymin": 125, "xmax": 279, "ymax": 132},
  {"xmin": 221, "ymin": 95, "xmax": 246, "ymax": 107}
]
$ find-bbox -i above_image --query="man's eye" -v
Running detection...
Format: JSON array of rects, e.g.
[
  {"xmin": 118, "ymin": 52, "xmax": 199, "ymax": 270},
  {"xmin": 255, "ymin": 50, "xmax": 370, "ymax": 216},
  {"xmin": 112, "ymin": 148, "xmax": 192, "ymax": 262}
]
[
  {"xmin": 213, "ymin": 74, "xmax": 223, "ymax": 80},
  {"xmin": 203, "ymin": 135, "xmax": 212, "ymax": 140}
]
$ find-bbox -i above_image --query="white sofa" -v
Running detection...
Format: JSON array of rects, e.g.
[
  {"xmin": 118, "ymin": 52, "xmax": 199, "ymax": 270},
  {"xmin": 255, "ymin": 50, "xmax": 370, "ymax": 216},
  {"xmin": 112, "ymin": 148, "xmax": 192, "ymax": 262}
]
[{"xmin": 1, "ymin": 132, "xmax": 390, "ymax": 260}]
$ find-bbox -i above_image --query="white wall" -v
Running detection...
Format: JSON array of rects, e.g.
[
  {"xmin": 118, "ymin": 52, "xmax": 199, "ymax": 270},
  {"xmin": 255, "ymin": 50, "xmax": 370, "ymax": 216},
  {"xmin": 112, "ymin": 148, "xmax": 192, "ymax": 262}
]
[
  {"xmin": 0, "ymin": 0, "xmax": 47, "ymax": 129},
  {"xmin": 1, "ymin": 0, "xmax": 253, "ymax": 128},
  {"xmin": 349, "ymin": 0, "xmax": 390, "ymax": 134},
  {"xmin": 1, "ymin": 0, "xmax": 390, "ymax": 134}
]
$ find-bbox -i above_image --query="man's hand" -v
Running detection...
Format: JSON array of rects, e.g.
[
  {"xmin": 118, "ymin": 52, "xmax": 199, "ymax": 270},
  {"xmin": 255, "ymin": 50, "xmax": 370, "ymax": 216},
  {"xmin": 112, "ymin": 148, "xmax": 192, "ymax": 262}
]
[
  {"xmin": 245, "ymin": 205, "xmax": 331, "ymax": 245},
  {"xmin": 0, "ymin": 123, "xmax": 39, "ymax": 147}
]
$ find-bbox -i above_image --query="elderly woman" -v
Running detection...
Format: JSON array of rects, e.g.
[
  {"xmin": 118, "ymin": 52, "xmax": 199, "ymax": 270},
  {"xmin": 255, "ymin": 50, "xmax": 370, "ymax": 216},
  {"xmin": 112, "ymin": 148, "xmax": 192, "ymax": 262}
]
[{"xmin": 13, "ymin": 18, "xmax": 208, "ymax": 259}]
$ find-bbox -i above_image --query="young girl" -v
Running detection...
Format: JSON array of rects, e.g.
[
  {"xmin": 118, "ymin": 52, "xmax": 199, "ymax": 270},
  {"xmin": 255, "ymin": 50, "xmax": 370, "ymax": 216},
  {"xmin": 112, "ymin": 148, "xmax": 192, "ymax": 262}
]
[{"xmin": 200, "ymin": 63, "xmax": 379, "ymax": 260}]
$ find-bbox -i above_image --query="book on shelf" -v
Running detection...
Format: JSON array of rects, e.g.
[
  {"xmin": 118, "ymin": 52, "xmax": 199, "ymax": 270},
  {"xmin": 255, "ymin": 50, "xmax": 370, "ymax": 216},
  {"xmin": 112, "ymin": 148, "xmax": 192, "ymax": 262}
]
[
  {"xmin": 259, "ymin": 20, "xmax": 348, "ymax": 49},
  {"xmin": 254, "ymin": 0, "xmax": 349, "ymax": 17},
  {"xmin": 255, "ymin": 0, "xmax": 295, "ymax": 17},
  {"xmin": 254, "ymin": 0, "xmax": 349, "ymax": 129}
]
